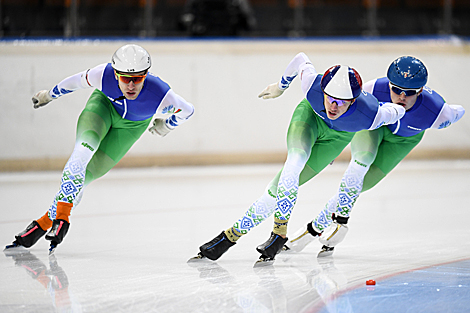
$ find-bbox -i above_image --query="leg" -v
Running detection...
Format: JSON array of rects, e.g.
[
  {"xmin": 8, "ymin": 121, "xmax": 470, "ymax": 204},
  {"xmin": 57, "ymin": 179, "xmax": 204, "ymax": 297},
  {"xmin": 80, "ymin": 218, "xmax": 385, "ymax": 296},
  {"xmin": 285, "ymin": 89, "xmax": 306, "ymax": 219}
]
[
  {"xmin": 5, "ymin": 91, "xmax": 111, "ymax": 250},
  {"xmin": 318, "ymin": 129, "xmax": 424, "ymax": 256},
  {"xmin": 234, "ymin": 99, "xmax": 318, "ymax": 238},
  {"xmin": 313, "ymin": 128, "xmax": 383, "ymax": 233},
  {"xmin": 310, "ymin": 129, "xmax": 382, "ymax": 256},
  {"xmin": 256, "ymin": 100, "xmax": 355, "ymax": 259},
  {"xmin": 45, "ymin": 92, "xmax": 151, "ymax": 251},
  {"xmin": 46, "ymin": 91, "xmax": 112, "ymax": 225},
  {"xmin": 282, "ymin": 119, "xmax": 359, "ymax": 253},
  {"xmin": 195, "ymin": 100, "xmax": 318, "ymax": 261}
]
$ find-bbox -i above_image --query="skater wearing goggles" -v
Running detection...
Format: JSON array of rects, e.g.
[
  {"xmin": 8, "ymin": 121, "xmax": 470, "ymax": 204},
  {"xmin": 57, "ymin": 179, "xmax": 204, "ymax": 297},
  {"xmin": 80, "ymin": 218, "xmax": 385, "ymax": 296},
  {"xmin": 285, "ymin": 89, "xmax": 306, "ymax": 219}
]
[
  {"xmin": 5, "ymin": 44, "xmax": 195, "ymax": 254},
  {"xmin": 283, "ymin": 56, "xmax": 465, "ymax": 257},
  {"xmin": 189, "ymin": 52, "xmax": 406, "ymax": 266}
]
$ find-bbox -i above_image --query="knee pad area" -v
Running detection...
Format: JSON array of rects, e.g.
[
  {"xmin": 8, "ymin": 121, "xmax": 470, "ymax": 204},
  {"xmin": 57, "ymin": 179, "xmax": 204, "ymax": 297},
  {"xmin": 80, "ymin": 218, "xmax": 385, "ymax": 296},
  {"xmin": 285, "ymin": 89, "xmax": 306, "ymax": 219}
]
[
  {"xmin": 351, "ymin": 151, "xmax": 375, "ymax": 169},
  {"xmin": 285, "ymin": 149, "xmax": 309, "ymax": 168}
]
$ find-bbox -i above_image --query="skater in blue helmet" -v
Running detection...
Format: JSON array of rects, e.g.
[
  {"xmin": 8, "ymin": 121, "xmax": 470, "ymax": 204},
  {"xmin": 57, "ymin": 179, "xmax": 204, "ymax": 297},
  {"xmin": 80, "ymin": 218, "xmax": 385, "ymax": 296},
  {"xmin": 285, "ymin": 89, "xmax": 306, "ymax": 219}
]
[{"xmin": 283, "ymin": 56, "xmax": 465, "ymax": 257}]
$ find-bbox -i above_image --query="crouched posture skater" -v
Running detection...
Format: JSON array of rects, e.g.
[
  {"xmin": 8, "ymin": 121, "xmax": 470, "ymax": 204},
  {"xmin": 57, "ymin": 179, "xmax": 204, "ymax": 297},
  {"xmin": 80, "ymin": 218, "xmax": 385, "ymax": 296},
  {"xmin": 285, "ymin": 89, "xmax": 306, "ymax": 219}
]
[
  {"xmin": 284, "ymin": 56, "xmax": 465, "ymax": 257},
  {"xmin": 190, "ymin": 52, "xmax": 405, "ymax": 265},
  {"xmin": 5, "ymin": 44, "xmax": 195, "ymax": 253}
]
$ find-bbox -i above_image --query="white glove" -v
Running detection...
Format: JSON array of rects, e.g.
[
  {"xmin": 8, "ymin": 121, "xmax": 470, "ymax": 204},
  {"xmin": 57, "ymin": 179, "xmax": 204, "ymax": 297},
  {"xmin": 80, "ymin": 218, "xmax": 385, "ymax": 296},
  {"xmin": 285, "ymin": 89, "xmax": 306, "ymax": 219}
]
[
  {"xmin": 382, "ymin": 102, "xmax": 406, "ymax": 124},
  {"xmin": 148, "ymin": 118, "xmax": 172, "ymax": 137},
  {"xmin": 32, "ymin": 90, "xmax": 54, "ymax": 109},
  {"xmin": 258, "ymin": 82, "xmax": 285, "ymax": 99}
]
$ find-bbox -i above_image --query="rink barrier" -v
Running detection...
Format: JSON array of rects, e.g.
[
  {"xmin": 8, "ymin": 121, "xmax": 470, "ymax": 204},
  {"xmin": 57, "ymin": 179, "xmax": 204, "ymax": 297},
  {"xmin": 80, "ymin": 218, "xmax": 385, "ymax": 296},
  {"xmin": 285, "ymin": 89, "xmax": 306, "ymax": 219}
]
[
  {"xmin": 1, "ymin": 148, "xmax": 469, "ymax": 172},
  {"xmin": 1, "ymin": 39, "xmax": 469, "ymax": 171}
]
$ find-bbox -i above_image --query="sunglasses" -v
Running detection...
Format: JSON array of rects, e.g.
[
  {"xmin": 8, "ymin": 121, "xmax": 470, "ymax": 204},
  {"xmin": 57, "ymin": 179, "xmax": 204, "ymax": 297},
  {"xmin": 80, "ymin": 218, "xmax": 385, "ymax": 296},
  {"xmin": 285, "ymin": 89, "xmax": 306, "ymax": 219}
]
[
  {"xmin": 326, "ymin": 95, "xmax": 349, "ymax": 107},
  {"xmin": 116, "ymin": 72, "xmax": 147, "ymax": 84},
  {"xmin": 390, "ymin": 84, "xmax": 422, "ymax": 97}
]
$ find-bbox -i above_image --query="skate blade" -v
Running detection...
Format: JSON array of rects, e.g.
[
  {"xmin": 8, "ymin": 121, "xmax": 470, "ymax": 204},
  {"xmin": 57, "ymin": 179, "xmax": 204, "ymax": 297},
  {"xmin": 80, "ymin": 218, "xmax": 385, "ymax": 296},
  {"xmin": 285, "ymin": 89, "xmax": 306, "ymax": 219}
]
[
  {"xmin": 281, "ymin": 244, "xmax": 291, "ymax": 253},
  {"xmin": 187, "ymin": 253, "xmax": 210, "ymax": 264},
  {"xmin": 317, "ymin": 247, "xmax": 334, "ymax": 258},
  {"xmin": 281, "ymin": 245, "xmax": 304, "ymax": 254},
  {"xmin": 3, "ymin": 244, "xmax": 27, "ymax": 256},
  {"xmin": 49, "ymin": 243, "xmax": 57, "ymax": 255},
  {"xmin": 253, "ymin": 256, "xmax": 275, "ymax": 268}
]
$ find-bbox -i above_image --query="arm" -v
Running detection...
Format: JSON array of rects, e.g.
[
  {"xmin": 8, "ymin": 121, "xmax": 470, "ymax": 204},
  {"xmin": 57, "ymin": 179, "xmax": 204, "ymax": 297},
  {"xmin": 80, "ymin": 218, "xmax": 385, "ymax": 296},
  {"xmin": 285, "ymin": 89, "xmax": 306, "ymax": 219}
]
[
  {"xmin": 369, "ymin": 102, "xmax": 406, "ymax": 130},
  {"xmin": 258, "ymin": 52, "xmax": 318, "ymax": 99},
  {"xmin": 362, "ymin": 79, "xmax": 377, "ymax": 94},
  {"xmin": 149, "ymin": 89, "xmax": 195, "ymax": 137},
  {"xmin": 363, "ymin": 79, "xmax": 405, "ymax": 129},
  {"xmin": 430, "ymin": 103, "xmax": 465, "ymax": 129},
  {"xmin": 32, "ymin": 63, "xmax": 106, "ymax": 109}
]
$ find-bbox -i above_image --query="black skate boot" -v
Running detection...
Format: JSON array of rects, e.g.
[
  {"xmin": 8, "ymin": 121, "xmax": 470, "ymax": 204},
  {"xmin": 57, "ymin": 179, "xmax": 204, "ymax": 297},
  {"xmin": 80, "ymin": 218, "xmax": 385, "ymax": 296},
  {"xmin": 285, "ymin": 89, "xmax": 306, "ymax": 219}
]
[
  {"xmin": 254, "ymin": 232, "xmax": 288, "ymax": 267},
  {"xmin": 6, "ymin": 221, "xmax": 47, "ymax": 250},
  {"xmin": 45, "ymin": 219, "xmax": 70, "ymax": 254},
  {"xmin": 192, "ymin": 231, "xmax": 236, "ymax": 261}
]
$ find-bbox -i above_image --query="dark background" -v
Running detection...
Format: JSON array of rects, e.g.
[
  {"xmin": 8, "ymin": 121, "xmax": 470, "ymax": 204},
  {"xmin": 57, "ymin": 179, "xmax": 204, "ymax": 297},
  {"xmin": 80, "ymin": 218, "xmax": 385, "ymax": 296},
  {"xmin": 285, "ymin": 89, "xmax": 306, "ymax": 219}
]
[{"xmin": 1, "ymin": 0, "xmax": 469, "ymax": 38}]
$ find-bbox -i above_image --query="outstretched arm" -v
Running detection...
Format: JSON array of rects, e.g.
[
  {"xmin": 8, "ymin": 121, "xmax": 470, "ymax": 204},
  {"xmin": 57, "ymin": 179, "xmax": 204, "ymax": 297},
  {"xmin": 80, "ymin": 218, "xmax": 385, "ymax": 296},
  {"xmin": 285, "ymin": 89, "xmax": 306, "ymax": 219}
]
[
  {"xmin": 32, "ymin": 63, "xmax": 106, "ymax": 109},
  {"xmin": 369, "ymin": 102, "xmax": 405, "ymax": 130},
  {"xmin": 430, "ymin": 103, "xmax": 465, "ymax": 129},
  {"xmin": 258, "ymin": 52, "xmax": 318, "ymax": 99}
]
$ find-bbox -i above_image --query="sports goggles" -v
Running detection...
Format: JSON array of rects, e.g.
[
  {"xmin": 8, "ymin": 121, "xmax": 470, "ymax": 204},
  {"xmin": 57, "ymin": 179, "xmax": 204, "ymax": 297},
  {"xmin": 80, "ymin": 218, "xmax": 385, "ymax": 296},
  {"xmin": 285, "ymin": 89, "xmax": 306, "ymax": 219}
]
[
  {"xmin": 390, "ymin": 84, "xmax": 422, "ymax": 97},
  {"xmin": 116, "ymin": 72, "xmax": 147, "ymax": 84},
  {"xmin": 326, "ymin": 95, "xmax": 349, "ymax": 107}
]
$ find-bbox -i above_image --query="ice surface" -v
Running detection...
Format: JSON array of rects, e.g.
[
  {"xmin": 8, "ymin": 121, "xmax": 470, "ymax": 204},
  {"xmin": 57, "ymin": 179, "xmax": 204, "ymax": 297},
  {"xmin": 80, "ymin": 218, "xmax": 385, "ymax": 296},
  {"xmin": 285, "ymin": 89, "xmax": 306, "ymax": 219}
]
[{"xmin": 1, "ymin": 160, "xmax": 469, "ymax": 312}]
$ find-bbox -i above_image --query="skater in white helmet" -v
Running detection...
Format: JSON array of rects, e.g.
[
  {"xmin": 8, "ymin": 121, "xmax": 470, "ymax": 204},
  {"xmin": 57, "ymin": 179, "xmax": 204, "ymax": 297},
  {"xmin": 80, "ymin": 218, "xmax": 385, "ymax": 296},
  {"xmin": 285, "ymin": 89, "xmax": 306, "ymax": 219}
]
[
  {"xmin": 189, "ymin": 52, "xmax": 405, "ymax": 266},
  {"xmin": 5, "ymin": 44, "xmax": 195, "ymax": 254},
  {"xmin": 284, "ymin": 56, "xmax": 465, "ymax": 257}
]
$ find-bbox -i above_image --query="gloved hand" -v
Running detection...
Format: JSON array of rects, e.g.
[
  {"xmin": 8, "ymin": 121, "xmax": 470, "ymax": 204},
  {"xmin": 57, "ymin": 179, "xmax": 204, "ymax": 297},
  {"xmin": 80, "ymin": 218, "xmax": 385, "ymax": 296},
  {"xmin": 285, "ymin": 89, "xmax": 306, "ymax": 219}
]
[
  {"xmin": 382, "ymin": 102, "xmax": 406, "ymax": 124},
  {"xmin": 32, "ymin": 90, "xmax": 53, "ymax": 109},
  {"xmin": 258, "ymin": 82, "xmax": 285, "ymax": 99},
  {"xmin": 148, "ymin": 118, "xmax": 172, "ymax": 137}
]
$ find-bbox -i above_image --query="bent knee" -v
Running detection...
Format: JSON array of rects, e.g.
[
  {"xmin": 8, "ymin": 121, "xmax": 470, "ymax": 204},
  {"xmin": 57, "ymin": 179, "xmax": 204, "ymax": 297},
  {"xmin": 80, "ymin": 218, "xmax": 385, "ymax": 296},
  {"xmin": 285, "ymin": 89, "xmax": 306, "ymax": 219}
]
[{"xmin": 351, "ymin": 151, "xmax": 375, "ymax": 167}]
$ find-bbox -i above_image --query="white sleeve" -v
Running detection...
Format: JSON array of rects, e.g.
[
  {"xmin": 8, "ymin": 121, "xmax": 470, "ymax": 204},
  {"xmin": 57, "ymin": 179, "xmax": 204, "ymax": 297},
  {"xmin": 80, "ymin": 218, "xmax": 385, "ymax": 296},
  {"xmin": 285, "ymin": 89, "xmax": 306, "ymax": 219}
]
[
  {"xmin": 48, "ymin": 63, "xmax": 107, "ymax": 98},
  {"xmin": 156, "ymin": 89, "xmax": 195, "ymax": 129},
  {"xmin": 430, "ymin": 103, "xmax": 465, "ymax": 129},
  {"xmin": 363, "ymin": 79, "xmax": 377, "ymax": 94},
  {"xmin": 369, "ymin": 102, "xmax": 406, "ymax": 130},
  {"xmin": 277, "ymin": 52, "xmax": 318, "ymax": 97}
]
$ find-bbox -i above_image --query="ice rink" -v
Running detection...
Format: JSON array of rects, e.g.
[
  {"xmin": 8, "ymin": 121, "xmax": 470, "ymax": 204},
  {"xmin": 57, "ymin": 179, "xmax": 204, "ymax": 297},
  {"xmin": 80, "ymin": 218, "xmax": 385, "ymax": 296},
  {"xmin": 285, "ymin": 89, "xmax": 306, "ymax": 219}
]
[{"xmin": 1, "ymin": 160, "xmax": 470, "ymax": 313}]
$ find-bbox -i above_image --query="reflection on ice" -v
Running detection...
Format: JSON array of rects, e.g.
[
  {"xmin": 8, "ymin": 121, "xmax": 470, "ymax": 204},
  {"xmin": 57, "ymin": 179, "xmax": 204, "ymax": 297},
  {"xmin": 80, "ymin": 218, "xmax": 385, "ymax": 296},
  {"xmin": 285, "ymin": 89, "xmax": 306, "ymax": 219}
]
[{"xmin": 3, "ymin": 249, "xmax": 80, "ymax": 313}]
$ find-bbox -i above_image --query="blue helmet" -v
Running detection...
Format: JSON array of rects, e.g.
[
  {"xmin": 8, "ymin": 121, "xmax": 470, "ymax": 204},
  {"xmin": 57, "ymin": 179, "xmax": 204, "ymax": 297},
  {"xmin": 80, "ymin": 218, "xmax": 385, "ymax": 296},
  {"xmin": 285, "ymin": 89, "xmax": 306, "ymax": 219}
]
[
  {"xmin": 387, "ymin": 56, "xmax": 428, "ymax": 89},
  {"xmin": 321, "ymin": 65, "xmax": 363, "ymax": 100}
]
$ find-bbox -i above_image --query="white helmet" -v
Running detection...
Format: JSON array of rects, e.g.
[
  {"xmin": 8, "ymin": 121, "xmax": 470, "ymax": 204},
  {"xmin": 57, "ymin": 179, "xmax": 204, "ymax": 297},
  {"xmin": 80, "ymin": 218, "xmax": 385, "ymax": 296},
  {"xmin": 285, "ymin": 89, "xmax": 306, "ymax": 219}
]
[
  {"xmin": 321, "ymin": 65, "xmax": 362, "ymax": 100},
  {"xmin": 111, "ymin": 44, "xmax": 151, "ymax": 73}
]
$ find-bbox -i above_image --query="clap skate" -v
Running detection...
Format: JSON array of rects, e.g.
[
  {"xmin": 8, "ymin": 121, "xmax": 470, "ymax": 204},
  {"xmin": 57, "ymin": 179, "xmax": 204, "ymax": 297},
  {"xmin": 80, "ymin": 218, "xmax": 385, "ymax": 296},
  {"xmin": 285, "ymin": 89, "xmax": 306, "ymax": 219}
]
[
  {"xmin": 254, "ymin": 232, "xmax": 288, "ymax": 267},
  {"xmin": 188, "ymin": 231, "xmax": 236, "ymax": 262},
  {"xmin": 283, "ymin": 222, "xmax": 321, "ymax": 253},
  {"xmin": 45, "ymin": 219, "xmax": 70, "ymax": 255},
  {"xmin": 4, "ymin": 221, "xmax": 47, "ymax": 252},
  {"xmin": 317, "ymin": 214, "xmax": 349, "ymax": 258}
]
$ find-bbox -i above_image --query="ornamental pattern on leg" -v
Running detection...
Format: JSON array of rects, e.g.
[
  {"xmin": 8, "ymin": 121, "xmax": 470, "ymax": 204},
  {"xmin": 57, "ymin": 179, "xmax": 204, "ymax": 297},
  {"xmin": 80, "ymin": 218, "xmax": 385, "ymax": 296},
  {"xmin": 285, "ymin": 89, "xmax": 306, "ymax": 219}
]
[
  {"xmin": 313, "ymin": 205, "xmax": 335, "ymax": 232},
  {"xmin": 313, "ymin": 167, "xmax": 364, "ymax": 231},
  {"xmin": 48, "ymin": 147, "xmax": 91, "ymax": 219},
  {"xmin": 233, "ymin": 198, "xmax": 276, "ymax": 234},
  {"xmin": 336, "ymin": 172, "xmax": 362, "ymax": 217},
  {"xmin": 275, "ymin": 170, "xmax": 299, "ymax": 221}
]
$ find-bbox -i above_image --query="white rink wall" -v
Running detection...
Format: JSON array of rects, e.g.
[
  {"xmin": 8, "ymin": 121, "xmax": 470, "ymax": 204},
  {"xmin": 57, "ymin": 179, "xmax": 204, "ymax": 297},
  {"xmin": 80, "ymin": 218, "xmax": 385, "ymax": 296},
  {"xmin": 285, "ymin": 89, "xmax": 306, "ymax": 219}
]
[{"xmin": 0, "ymin": 39, "xmax": 469, "ymax": 171}]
